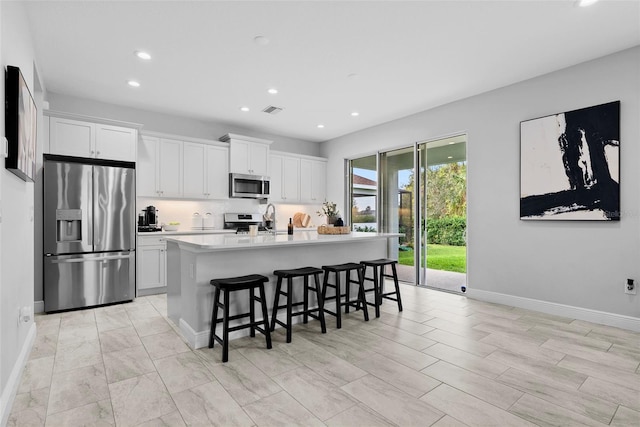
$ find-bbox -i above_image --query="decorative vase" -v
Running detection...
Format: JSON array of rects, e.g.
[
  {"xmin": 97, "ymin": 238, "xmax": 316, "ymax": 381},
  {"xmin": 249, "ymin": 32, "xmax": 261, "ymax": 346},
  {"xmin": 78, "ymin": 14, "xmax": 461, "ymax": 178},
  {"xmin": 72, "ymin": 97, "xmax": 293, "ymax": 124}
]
[{"xmin": 327, "ymin": 215, "xmax": 338, "ymax": 225}]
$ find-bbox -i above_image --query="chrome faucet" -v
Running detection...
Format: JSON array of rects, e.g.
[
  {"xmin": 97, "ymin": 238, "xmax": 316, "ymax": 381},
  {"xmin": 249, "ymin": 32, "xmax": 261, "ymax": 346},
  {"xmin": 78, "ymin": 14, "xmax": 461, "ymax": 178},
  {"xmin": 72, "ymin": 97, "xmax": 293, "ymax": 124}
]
[{"xmin": 264, "ymin": 203, "xmax": 277, "ymax": 235}]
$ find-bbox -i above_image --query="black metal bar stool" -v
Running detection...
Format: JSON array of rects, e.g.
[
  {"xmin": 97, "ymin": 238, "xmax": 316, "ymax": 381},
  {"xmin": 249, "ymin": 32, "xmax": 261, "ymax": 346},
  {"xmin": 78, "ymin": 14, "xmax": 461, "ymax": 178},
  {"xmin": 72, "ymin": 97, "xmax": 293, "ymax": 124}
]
[
  {"xmin": 321, "ymin": 263, "xmax": 369, "ymax": 329},
  {"xmin": 360, "ymin": 259, "xmax": 403, "ymax": 317},
  {"xmin": 209, "ymin": 274, "xmax": 272, "ymax": 362},
  {"xmin": 271, "ymin": 267, "xmax": 327, "ymax": 342}
]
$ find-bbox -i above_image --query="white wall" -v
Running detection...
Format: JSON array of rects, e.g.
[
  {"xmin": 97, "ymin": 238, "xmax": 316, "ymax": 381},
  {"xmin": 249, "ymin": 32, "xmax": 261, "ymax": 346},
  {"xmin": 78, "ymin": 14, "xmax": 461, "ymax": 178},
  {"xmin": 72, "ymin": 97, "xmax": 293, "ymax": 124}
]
[
  {"xmin": 322, "ymin": 46, "xmax": 640, "ymax": 325},
  {"xmin": 0, "ymin": 2, "xmax": 40, "ymax": 424},
  {"xmin": 47, "ymin": 92, "xmax": 321, "ymax": 157}
]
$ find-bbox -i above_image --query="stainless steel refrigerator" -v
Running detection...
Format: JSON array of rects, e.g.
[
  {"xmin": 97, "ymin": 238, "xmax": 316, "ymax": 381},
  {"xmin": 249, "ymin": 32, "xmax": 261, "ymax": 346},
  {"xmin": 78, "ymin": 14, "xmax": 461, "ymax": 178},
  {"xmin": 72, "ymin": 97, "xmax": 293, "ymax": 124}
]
[{"xmin": 43, "ymin": 155, "xmax": 136, "ymax": 312}]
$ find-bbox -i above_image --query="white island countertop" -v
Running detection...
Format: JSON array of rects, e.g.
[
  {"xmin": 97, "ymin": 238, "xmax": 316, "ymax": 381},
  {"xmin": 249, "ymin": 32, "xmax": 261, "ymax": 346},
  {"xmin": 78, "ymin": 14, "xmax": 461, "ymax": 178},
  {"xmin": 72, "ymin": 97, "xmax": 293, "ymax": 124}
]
[{"xmin": 164, "ymin": 231, "xmax": 402, "ymax": 252}]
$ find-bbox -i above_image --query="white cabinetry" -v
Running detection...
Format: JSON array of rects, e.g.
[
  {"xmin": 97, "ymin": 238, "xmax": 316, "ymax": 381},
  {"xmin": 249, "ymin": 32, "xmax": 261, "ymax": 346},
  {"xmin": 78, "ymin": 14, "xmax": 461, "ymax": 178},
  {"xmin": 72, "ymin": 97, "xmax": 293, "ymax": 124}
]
[
  {"xmin": 137, "ymin": 236, "xmax": 167, "ymax": 296},
  {"xmin": 220, "ymin": 133, "xmax": 272, "ymax": 176},
  {"xmin": 138, "ymin": 133, "xmax": 228, "ymax": 200},
  {"xmin": 184, "ymin": 143, "xmax": 229, "ymax": 199},
  {"xmin": 270, "ymin": 154, "xmax": 301, "ymax": 202},
  {"xmin": 300, "ymin": 158, "xmax": 327, "ymax": 203},
  {"xmin": 48, "ymin": 114, "xmax": 138, "ymax": 161},
  {"xmin": 137, "ymin": 136, "xmax": 183, "ymax": 198},
  {"xmin": 269, "ymin": 151, "xmax": 327, "ymax": 203}
]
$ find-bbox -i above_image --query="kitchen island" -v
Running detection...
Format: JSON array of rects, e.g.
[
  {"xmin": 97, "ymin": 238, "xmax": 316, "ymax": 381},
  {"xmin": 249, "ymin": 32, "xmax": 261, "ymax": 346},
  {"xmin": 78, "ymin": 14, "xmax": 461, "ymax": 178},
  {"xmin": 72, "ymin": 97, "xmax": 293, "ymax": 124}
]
[{"xmin": 164, "ymin": 231, "xmax": 402, "ymax": 349}]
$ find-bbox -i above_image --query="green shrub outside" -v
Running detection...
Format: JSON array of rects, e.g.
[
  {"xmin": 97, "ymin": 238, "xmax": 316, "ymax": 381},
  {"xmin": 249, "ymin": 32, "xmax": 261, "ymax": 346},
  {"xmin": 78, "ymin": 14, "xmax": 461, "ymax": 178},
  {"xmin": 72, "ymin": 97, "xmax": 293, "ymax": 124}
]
[
  {"xmin": 426, "ymin": 216, "xmax": 466, "ymax": 246},
  {"xmin": 352, "ymin": 214, "xmax": 376, "ymax": 223}
]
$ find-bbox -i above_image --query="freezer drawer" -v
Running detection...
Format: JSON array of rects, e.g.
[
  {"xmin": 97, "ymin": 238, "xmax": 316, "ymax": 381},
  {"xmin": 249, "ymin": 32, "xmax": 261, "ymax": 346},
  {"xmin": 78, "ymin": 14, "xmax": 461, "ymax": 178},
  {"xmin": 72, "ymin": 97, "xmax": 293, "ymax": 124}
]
[{"xmin": 44, "ymin": 251, "xmax": 135, "ymax": 312}]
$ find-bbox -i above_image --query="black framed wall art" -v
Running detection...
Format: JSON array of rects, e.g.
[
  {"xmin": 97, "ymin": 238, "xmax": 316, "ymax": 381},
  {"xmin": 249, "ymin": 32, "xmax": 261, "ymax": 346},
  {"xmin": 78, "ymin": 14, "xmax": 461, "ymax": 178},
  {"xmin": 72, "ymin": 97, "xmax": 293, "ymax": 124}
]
[{"xmin": 520, "ymin": 101, "xmax": 620, "ymax": 221}]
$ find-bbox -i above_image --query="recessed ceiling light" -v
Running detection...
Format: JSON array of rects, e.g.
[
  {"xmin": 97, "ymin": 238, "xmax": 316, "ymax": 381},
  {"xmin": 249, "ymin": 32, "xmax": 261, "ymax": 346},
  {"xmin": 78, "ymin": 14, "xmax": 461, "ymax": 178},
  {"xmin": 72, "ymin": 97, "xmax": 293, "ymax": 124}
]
[
  {"xmin": 127, "ymin": 80, "xmax": 140, "ymax": 88},
  {"xmin": 240, "ymin": 106, "xmax": 250, "ymax": 112},
  {"xmin": 268, "ymin": 88, "xmax": 278, "ymax": 95},
  {"xmin": 447, "ymin": 156, "xmax": 453, "ymax": 159},
  {"xmin": 135, "ymin": 50, "xmax": 151, "ymax": 60},
  {"xmin": 578, "ymin": 0, "xmax": 598, "ymax": 6},
  {"xmin": 449, "ymin": 142, "xmax": 455, "ymax": 145},
  {"xmin": 254, "ymin": 36, "xmax": 269, "ymax": 46},
  {"xmin": 317, "ymin": 124, "xmax": 325, "ymax": 129},
  {"xmin": 351, "ymin": 112, "xmax": 359, "ymax": 117}
]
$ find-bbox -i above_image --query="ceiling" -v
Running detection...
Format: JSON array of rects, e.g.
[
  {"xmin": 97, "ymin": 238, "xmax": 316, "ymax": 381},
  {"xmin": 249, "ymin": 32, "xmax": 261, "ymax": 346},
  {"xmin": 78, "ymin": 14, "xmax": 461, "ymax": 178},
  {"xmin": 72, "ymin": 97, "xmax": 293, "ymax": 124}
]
[{"xmin": 24, "ymin": 1, "xmax": 640, "ymax": 143}]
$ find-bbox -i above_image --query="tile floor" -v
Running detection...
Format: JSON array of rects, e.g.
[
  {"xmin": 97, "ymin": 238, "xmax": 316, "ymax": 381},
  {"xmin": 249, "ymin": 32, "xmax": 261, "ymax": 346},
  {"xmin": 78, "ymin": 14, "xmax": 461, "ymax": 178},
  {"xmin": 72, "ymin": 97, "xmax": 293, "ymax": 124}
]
[{"xmin": 8, "ymin": 285, "xmax": 640, "ymax": 426}]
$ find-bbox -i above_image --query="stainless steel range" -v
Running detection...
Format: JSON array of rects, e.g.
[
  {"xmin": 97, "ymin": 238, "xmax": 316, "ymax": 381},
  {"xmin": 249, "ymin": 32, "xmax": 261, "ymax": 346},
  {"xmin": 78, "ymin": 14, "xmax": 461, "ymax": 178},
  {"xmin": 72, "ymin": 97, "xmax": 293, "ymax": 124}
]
[{"xmin": 224, "ymin": 213, "xmax": 271, "ymax": 234}]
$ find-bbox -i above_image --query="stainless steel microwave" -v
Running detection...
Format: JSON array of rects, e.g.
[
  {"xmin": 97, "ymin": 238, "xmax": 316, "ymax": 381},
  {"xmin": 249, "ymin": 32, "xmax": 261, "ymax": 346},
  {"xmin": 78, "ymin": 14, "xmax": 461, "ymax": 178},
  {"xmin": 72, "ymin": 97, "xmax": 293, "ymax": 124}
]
[{"xmin": 229, "ymin": 173, "xmax": 270, "ymax": 199}]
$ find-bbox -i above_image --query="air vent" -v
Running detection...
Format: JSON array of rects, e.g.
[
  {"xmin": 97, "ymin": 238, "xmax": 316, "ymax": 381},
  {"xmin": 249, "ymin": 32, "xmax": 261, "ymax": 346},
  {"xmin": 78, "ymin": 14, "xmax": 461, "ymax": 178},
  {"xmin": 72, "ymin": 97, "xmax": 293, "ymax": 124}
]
[{"xmin": 262, "ymin": 105, "xmax": 284, "ymax": 115}]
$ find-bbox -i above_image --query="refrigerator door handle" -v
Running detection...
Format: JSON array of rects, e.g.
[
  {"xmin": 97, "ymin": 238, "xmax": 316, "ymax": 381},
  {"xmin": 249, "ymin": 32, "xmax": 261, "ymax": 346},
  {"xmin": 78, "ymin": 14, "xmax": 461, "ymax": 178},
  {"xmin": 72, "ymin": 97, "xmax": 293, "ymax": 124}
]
[
  {"xmin": 50, "ymin": 254, "xmax": 132, "ymax": 264},
  {"xmin": 87, "ymin": 168, "xmax": 94, "ymax": 247}
]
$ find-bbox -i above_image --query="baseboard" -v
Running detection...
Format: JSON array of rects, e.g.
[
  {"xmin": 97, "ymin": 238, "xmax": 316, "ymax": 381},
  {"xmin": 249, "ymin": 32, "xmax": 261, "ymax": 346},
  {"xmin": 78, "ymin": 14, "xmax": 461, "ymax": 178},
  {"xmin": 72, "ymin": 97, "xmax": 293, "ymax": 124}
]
[
  {"xmin": 0, "ymin": 322, "xmax": 37, "ymax": 426},
  {"xmin": 34, "ymin": 300, "xmax": 44, "ymax": 314},
  {"xmin": 467, "ymin": 288, "xmax": 640, "ymax": 332}
]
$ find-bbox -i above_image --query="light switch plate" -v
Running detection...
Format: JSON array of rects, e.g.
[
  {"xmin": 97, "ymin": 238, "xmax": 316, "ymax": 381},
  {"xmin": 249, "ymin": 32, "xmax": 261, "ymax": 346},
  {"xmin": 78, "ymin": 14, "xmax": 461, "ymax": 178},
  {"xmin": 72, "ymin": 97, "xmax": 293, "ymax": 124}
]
[{"xmin": 3, "ymin": 136, "xmax": 8, "ymax": 158}]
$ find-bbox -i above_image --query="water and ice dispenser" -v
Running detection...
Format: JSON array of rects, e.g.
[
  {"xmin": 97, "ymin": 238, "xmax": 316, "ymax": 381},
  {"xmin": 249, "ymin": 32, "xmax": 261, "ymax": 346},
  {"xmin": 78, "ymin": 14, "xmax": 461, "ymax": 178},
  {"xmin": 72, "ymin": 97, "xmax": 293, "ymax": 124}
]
[{"xmin": 56, "ymin": 209, "xmax": 82, "ymax": 242}]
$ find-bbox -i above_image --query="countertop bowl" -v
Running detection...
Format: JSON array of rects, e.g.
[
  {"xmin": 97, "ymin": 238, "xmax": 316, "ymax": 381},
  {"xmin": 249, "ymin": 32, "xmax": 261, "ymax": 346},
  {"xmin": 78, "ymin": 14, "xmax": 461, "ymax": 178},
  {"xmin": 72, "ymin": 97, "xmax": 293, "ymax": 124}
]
[{"xmin": 163, "ymin": 224, "xmax": 180, "ymax": 231}]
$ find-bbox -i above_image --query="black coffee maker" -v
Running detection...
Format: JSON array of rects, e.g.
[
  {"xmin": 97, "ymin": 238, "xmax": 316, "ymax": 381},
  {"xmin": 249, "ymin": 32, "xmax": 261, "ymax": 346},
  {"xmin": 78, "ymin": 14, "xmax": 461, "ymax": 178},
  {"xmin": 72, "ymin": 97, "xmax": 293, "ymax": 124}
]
[{"xmin": 138, "ymin": 206, "xmax": 161, "ymax": 232}]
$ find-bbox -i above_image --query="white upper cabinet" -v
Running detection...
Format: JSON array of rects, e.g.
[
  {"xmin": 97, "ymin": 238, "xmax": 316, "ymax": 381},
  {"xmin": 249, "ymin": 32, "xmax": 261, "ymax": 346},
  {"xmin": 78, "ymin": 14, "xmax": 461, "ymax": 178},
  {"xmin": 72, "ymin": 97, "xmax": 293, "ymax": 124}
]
[
  {"xmin": 270, "ymin": 151, "xmax": 327, "ymax": 204},
  {"xmin": 221, "ymin": 133, "xmax": 272, "ymax": 176},
  {"xmin": 48, "ymin": 113, "xmax": 138, "ymax": 162},
  {"xmin": 139, "ymin": 132, "xmax": 228, "ymax": 200},
  {"xmin": 183, "ymin": 142, "xmax": 229, "ymax": 199}
]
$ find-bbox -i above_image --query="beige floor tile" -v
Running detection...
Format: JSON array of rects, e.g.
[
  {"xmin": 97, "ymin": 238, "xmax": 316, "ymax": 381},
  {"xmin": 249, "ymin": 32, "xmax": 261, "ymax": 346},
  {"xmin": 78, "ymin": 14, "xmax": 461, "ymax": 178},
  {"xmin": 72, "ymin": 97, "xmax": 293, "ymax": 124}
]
[
  {"xmin": 47, "ymin": 364, "xmax": 109, "ymax": 416},
  {"xmin": 369, "ymin": 323, "xmax": 437, "ymax": 351},
  {"xmin": 297, "ymin": 328, "xmax": 377, "ymax": 364},
  {"xmin": 103, "ymin": 345, "xmax": 155, "ymax": 383},
  {"xmin": 497, "ymin": 367, "xmax": 617, "ymax": 424},
  {"xmin": 610, "ymin": 406, "xmax": 640, "ymax": 426},
  {"xmin": 529, "ymin": 324, "xmax": 612, "ymax": 350},
  {"xmin": 423, "ymin": 317, "xmax": 490, "ymax": 341},
  {"xmin": 292, "ymin": 347, "xmax": 367, "ymax": 387},
  {"xmin": 608, "ymin": 342, "xmax": 640, "ymax": 361},
  {"xmin": 243, "ymin": 390, "xmax": 325, "ymax": 426},
  {"xmin": 205, "ymin": 350, "xmax": 282, "ymax": 406},
  {"xmin": 508, "ymin": 393, "xmax": 606, "ymax": 427},
  {"xmin": 431, "ymin": 415, "xmax": 469, "ymax": 427},
  {"xmin": 109, "ymin": 372, "xmax": 176, "ymax": 427},
  {"xmin": 582, "ymin": 323, "xmax": 640, "ymax": 349},
  {"xmin": 273, "ymin": 366, "xmax": 359, "ymax": 420},
  {"xmin": 424, "ymin": 328, "xmax": 497, "ymax": 357},
  {"xmin": 18, "ymin": 357, "xmax": 54, "ymax": 394},
  {"xmin": 136, "ymin": 410, "xmax": 186, "ymax": 427},
  {"xmin": 324, "ymin": 404, "xmax": 395, "ymax": 426},
  {"xmin": 422, "ymin": 360, "xmax": 522, "ymax": 410},
  {"xmin": 35, "ymin": 317, "xmax": 60, "ymax": 337},
  {"xmin": 99, "ymin": 326, "xmax": 142, "ymax": 354},
  {"xmin": 481, "ymin": 332, "xmax": 565, "ymax": 364},
  {"xmin": 422, "ymin": 342, "xmax": 508, "ymax": 379},
  {"xmin": 423, "ymin": 308, "xmax": 472, "ymax": 324},
  {"xmin": 154, "ymin": 351, "xmax": 214, "ymax": 394},
  {"xmin": 28, "ymin": 334, "xmax": 57, "ymax": 361},
  {"xmin": 132, "ymin": 316, "xmax": 173, "ymax": 337},
  {"xmin": 469, "ymin": 313, "xmax": 533, "ymax": 333},
  {"xmin": 378, "ymin": 313, "xmax": 436, "ymax": 335},
  {"xmin": 270, "ymin": 328, "xmax": 324, "ymax": 356},
  {"xmin": 172, "ymin": 381, "xmax": 254, "ymax": 426},
  {"xmin": 355, "ymin": 352, "xmax": 440, "ymax": 397},
  {"xmin": 53, "ymin": 339, "xmax": 102, "ymax": 373},
  {"xmin": 421, "ymin": 383, "xmax": 535, "ymax": 427},
  {"xmin": 542, "ymin": 338, "xmax": 639, "ymax": 371},
  {"xmin": 7, "ymin": 406, "xmax": 46, "ymax": 427},
  {"xmin": 341, "ymin": 374, "xmax": 443, "ymax": 426},
  {"xmin": 466, "ymin": 301, "xmax": 521, "ymax": 320},
  {"xmin": 380, "ymin": 305, "xmax": 433, "ymax": 323},
  {"xmin": 95, "ymin": 308, "xmax": 132, "ymax": 332},
  {"xmin": 487, "ymin": 350, "xmax": 588, "ymax": 390},
  {"xmin": 557, "ymin": 354, "xmax": 640, "ymax": 391},
  {"xmin": 57, "ymin": 324, "xmax": 98, "ymax": 347},
  {"xmin": 44, "ymin": 399, "xmax": 114, "ymax": 426},
  {"xmin": 579, "ymin": 376, "xmax": 640, "ymax": 412},
  {"xmin": 59, "ymin": 310, "xmax": 95, "ymax": 328},
  {"xmin": 237, "ymin": 345, "xmax": 302, "ymax": 377},
  {"xmin": 125, "ymin": 303, "xmax": 163, "ymax": 321},
  {"xmin": 140, "ymin": 330, "xmax": 190, "ymax": 360},
  {"xmin": 10, "ymin": 388, "xmax": 49, "ymax": 414},
  {"xmin": 372, "ymin": 337, "xmax": 439, "ymax": 371}
]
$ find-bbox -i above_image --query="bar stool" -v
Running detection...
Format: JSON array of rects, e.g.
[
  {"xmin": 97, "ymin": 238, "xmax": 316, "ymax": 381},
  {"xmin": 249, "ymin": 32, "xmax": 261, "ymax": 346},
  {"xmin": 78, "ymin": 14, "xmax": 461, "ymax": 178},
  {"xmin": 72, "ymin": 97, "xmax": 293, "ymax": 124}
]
[
  {"xmin": 209, "ymin": 274, "xmax": 272, "ymax": 363},
  {"xmin": 271, "ymin": 267, "xmax": 327, "ymax": 343},
  {"xmin": 360, "ymin": 259, "xmax": 403, "ymax": 317},
  {"xmin": 321, "ymin": 263, "xmax": 369, "ymax": 329}
]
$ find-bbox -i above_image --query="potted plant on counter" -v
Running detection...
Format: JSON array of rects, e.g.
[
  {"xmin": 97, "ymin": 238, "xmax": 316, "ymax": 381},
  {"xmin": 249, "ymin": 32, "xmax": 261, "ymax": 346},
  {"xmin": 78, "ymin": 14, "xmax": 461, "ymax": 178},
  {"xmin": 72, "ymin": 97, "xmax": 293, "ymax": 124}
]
[{"xmin": 318, "ymin": 200, "xmax": 340, "ymax": 225}]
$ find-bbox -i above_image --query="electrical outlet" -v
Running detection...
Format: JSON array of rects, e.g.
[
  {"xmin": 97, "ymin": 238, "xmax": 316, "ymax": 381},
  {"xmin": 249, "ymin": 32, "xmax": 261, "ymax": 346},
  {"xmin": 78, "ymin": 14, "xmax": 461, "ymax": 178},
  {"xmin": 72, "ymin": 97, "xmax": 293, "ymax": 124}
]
[{"xmin": 625, "ymin": 278, "xmax": 636, "ymax": 295}]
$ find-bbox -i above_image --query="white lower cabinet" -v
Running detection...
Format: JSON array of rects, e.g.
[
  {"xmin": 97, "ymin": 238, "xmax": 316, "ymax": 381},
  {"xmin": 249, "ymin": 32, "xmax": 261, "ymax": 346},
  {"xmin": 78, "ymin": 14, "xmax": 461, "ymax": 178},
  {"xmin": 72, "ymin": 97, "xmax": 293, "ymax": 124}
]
[{"xmin": 137, "ymin": 236, "xmax": 166, "ymax": 296}]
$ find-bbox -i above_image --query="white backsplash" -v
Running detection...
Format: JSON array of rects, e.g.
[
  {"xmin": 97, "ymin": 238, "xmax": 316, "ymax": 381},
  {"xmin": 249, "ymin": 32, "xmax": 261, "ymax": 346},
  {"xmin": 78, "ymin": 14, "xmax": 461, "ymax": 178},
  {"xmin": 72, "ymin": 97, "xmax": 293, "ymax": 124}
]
[{"xmin": 137, "ymin": 198, "xmax": 322, "ymax": 231}]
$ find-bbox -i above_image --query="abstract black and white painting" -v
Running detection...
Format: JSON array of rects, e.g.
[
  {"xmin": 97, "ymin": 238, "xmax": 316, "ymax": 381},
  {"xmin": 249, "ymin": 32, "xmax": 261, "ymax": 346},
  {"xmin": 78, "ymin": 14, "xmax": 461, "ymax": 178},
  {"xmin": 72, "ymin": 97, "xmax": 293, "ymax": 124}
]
[{"xmin": 520, "ymin": 101, "xmax": 620, "ymax": 221}]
